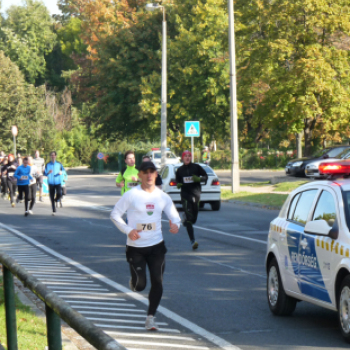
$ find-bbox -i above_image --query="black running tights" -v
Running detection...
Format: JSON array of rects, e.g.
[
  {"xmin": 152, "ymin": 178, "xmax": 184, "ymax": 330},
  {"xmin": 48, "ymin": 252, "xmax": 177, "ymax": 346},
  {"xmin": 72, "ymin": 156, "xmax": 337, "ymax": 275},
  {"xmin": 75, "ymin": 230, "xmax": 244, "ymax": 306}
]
[
  {"xmin": 181, "ymin": 195, "xmax": 200, "ymax": 242},
  {"xmin": 126, "ymin": 241, "xmax": 167, "ymax": 316},
  {"xmin": 18, "ymin": 185, "xmax": 29, "ymax": 212}
]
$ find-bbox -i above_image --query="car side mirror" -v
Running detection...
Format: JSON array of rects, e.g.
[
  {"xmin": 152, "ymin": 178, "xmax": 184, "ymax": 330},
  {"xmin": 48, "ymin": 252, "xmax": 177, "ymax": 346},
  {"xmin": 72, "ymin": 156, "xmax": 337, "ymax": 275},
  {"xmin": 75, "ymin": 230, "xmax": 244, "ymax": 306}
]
[
  {"xmin": 304, "ymin": 220, "xmax": 331, "ymax": 236},
  {"xmin": 323, "ymin": 154, "xmax": 329, "ymax": 159}
]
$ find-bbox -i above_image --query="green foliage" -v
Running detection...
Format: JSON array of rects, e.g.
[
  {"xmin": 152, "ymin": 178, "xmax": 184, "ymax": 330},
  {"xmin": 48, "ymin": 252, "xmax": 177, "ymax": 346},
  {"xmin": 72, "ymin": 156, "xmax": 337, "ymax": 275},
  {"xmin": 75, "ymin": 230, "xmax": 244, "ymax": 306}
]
[
  {"xmin": 235, "ymin": 0, "xmax": 350, "ymax": 155},
  {"xmin": 0, "ymin": 0, "xmax": 56, "ymax": 85}
]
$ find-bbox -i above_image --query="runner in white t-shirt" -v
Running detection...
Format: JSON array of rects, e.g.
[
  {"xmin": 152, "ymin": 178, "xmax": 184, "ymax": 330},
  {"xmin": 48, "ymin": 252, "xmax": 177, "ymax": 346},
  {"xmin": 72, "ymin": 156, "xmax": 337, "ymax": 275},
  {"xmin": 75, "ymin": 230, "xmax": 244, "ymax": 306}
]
[{"xmin": 110, "ymin": 161, "xmax": 181, "ymax": 331}]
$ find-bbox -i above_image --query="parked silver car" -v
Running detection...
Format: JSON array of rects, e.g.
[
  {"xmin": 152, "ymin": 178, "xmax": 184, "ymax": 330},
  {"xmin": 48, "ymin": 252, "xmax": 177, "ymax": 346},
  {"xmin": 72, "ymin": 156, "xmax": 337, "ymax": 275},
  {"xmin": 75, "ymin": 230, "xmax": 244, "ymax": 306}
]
[
  {"xmin": 145, "ymin": 148, "xmax": 180, "ymax": 170},
  {"xmin": 305, "ymin": 148, "xmax": 350, "ymax": 178},
  {"xmin": 160, "ymin": 163, "xmax": 221, "ymax": 210}
]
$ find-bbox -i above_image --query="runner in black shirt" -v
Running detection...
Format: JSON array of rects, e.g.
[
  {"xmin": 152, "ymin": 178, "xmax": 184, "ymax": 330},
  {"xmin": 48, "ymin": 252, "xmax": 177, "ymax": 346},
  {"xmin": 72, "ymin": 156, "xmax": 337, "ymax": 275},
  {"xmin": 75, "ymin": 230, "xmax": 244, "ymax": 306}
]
[{"xmin": 176, "ymin": 150, "xmax": 208, "ymax": 250}]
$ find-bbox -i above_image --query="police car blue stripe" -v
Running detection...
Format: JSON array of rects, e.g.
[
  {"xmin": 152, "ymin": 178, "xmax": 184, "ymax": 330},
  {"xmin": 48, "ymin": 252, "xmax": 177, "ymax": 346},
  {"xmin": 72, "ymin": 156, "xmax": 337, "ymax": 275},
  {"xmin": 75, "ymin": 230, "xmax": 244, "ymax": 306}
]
[{"xmin": 286, "ymin": 222, "xmax": 332, "ymax": 304}]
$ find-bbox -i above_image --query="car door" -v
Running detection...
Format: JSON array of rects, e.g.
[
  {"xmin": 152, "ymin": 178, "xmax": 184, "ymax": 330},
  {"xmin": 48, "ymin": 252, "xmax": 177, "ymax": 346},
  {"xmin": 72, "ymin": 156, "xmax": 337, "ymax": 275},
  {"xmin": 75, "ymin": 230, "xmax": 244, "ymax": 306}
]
[
  {"xmin": 282, "ymin": 189, "xmax": 318, "ymax": 293},
  {"xmin": 297, "ymin": 189, "xmax": 337, "ymax": 304}
]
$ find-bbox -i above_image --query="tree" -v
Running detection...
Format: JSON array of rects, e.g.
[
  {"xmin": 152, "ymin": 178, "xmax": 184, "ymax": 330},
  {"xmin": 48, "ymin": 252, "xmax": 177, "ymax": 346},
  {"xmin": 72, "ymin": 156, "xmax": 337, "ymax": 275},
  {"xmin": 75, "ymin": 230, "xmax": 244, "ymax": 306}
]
[
  {"xmin": 0, "ymin": 51, "xmax": 56, "ymax": 154},
  {"xmin": 235, "ymin": 0, "xmax": 350, "ymax": 155},
  {"xmin": 0, "ymin": 0, "xmax": 56, "ymax": 85}
]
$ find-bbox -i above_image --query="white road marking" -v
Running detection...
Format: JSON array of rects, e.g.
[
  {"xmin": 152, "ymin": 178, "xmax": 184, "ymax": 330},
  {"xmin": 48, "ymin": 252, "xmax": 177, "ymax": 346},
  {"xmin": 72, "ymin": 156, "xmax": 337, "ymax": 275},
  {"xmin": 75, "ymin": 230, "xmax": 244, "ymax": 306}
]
[
  {"xmin": 50, "ymin": 286, "xmax": 109, "ymax": 291},
  {"xmin": 106, "ymin": 331, "xmax": 194, "ymax": 341},
  {"xmin": 161, "ymin": 219, "xmax": 266, "ymax": 245},
  {"xmin": 87, "ymin": 317, "xmax": 168, "ymax": 325},
  {"xmin": 0, "ymin": 222, "xmax": 242, "ymax": 350},
  {"xmin": 196, "ymin": 256, "xmax": 266, "ymax": 279},
  {"xmin": 67, "ymin": 301, "xmax": 136, "ymax": 307},
  {"xmin": 75, "ymin": 306, "xmax": 144, "ymax": 312},
  {"xmin": 94, "ymin": 324, "xmax": 181, "ymax": 333},
  {"xmin": 40, "ymin": 281, "xmax": 95, "ymax": 285},
  {"xmin": 80, "ymin": 311, "xmax": 146, "ymax": 318},
  {"xmin": 59, "ymin": 295, "xmax": 125, "ymax": 301},
  {"xmin": 120, "ymin": 340, "xmax": 209, "ymax": 349}
]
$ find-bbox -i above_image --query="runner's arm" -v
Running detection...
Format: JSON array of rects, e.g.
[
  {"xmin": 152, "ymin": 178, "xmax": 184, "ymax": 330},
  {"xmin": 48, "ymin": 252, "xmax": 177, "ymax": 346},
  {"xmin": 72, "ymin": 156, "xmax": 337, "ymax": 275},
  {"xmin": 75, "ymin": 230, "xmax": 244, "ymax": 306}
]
[
  {"xmin": 163, "ymin": 195, "xmax": 181, "ymax": 229},
  {"xmin": 13, "ymin": 168, "xmax": 20, "ymax": 180},
  {"xmin": 198, "ymin": 165, "xmax": 208, "ymax": 184},
  {"xmin": 115, "ymin": 172, "xmax": 124, "ymax": 187},
  {"xmin": 110, "ymin": 195, "xmax": 133, "ymax": 234}
]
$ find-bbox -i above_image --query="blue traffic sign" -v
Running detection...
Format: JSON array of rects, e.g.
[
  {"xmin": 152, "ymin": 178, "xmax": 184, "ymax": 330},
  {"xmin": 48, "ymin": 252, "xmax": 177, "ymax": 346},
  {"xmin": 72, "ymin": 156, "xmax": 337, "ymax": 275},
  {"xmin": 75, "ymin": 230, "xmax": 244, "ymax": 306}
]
[
  {"xmin": 97, "ymin": 152, "xmax": 104, "ymax": 160},
  {"xmin": 185, "ymin": 121, "xmax": 200, "ymax": 137}
]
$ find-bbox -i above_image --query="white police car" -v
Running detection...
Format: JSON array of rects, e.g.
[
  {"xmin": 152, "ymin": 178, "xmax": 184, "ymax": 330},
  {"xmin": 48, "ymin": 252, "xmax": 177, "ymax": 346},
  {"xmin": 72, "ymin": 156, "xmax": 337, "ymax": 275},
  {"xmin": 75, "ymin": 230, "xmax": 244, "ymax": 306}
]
[{"xmin": 266, "ymin": 160, "xmax": 350, "ymax": 341}]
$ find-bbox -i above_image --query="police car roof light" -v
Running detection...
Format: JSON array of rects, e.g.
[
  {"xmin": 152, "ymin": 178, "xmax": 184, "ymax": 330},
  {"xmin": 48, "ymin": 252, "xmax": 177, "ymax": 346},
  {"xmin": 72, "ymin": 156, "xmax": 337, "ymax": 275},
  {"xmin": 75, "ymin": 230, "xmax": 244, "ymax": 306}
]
[
  {"xmin": 151, "ymin": 148, "xmax": 171, "ymax": 151},
  {"xmin": 319, "ymin": 161, "xmax": 350, "ymax": 175}
]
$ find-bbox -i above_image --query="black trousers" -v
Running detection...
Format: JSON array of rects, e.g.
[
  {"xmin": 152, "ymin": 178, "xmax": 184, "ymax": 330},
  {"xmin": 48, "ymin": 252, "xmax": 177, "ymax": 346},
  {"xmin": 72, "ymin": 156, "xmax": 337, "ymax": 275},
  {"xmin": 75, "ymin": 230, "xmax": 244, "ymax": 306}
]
[
  {"xmin": 49, "ymin": 184, "xmax": 62, "ymax": 212},
  {"xmin": 18, "ymin": 185, "xmax": 29, "ymax": 212},
  {"xmin": 1, "ymin": 177, "xmax": 8, "ymax": 195},
  {"xmin": 126, "ymin": 241, "xmax": 167, "ymax": 316},
  {"xmin": 28, "ymin": 183, "xmax": 37, "ymax": 210},
  {"xmin": 7, "ymin": 181, "xmax": 17, "ymax": 204},
  {"xmin": 181, "ymin": 194, "xmax": 200, "ymax": 242}
]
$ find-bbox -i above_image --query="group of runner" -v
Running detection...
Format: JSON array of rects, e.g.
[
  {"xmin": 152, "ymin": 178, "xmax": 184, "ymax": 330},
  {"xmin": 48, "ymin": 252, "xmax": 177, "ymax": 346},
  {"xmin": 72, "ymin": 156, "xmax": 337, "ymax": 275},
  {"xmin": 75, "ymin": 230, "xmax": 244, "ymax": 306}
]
[
  {"xmin": 0, "ymin": 150, "xmax": 67, "ymax": 216},
  {"xmin": 111, "ymin": 149, "xmax": 208, "ymax": 330},
  {"xmin": 1, "ymin": 146, "xmax": 210, "ymax": 331}
]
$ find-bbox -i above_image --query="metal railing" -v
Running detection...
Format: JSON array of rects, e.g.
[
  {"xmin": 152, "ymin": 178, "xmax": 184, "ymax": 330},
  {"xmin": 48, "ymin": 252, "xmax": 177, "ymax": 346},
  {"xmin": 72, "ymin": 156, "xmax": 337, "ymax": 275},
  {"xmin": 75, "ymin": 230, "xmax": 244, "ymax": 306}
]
[{"xmin": 0, "ymin": 252, "xmax": 127, "ymax": 350}]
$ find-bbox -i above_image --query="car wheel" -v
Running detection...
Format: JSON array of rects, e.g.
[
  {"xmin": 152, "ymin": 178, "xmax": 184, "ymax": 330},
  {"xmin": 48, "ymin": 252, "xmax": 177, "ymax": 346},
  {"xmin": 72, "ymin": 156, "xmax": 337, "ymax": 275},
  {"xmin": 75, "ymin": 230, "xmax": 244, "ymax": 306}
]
[
  {"xmin": 267, "ymin": 258, "xmax": 297, "ymax": 316},
  {"xmin": 199, "ymin": 202, "xmax": 205, "ymax": 209},
  {"xmin": 338, "ymin": 275, "xmax": 350, "ymax": 342},
  {"xmin": 210, "ymin": 201, "xmax": 221, "ymax": 211}
]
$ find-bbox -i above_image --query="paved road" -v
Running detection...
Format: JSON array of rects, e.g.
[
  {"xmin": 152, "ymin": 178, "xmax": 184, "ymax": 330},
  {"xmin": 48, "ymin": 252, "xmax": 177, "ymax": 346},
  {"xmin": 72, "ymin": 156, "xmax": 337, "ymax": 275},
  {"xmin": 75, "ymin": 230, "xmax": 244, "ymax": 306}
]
[{"xmin": 0, "ymin": 175, "xmax": 347, "ymax": 349}]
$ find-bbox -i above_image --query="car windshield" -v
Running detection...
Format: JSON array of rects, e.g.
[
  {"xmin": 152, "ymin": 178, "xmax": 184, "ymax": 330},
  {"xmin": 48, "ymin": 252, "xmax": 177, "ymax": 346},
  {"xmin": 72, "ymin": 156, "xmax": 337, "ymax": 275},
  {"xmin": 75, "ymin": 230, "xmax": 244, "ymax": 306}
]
[
  {"xmin": 174, "ymin": 165, "xmax": 215, "ymax": 175},
  {"xmin": 153, "ymin": 152, "xmax": 177, "ymax": 159}
]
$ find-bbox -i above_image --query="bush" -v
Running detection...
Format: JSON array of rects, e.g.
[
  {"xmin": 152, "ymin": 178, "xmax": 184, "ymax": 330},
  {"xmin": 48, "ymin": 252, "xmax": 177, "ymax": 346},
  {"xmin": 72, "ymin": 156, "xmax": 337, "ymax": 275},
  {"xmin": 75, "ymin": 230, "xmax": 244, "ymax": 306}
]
[{"xmin": 209, "ymin": 148, "xmax": 296, "ymax": 170}]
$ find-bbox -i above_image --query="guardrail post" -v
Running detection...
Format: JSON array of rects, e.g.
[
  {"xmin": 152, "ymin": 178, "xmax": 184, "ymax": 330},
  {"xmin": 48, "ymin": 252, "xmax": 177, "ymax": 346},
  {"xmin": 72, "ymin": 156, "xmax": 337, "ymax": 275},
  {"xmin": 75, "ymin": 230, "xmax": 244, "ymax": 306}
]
[
  {"xmin": 3, "ymin": 266, "xmax": 18, "ymax": 350},
  {"xmin": 46, "ymin": 304, "xmax": 62, "ymax": 350}
]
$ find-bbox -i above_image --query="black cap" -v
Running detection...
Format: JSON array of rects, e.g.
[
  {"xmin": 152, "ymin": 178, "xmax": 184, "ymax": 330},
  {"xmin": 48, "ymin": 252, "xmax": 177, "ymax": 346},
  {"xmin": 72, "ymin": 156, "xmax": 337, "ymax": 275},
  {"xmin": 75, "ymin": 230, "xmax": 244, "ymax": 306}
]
[{"xmin": 138, "ymin": 161, "xmax": 157, "ymax": 172}]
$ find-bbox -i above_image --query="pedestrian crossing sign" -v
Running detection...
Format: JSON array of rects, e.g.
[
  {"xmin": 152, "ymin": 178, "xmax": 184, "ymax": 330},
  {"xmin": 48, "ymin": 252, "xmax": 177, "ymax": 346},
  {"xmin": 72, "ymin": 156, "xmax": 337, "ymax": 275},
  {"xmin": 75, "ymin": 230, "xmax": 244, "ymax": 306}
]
[{"xmin": 185, "ymin": 121, "xmax": 200, "ymax": 137}]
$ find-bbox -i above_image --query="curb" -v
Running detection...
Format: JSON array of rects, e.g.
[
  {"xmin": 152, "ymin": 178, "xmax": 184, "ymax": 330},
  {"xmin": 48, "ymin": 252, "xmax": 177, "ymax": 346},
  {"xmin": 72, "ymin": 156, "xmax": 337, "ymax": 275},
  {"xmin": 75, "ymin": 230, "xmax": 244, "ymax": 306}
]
[
  {"xmin": 14, "ymin": 282, "xmax": 80, "ymax": 350},
  {"xmin": 224, "ymin": 199, "xmax": 281, "ymax": 211}
]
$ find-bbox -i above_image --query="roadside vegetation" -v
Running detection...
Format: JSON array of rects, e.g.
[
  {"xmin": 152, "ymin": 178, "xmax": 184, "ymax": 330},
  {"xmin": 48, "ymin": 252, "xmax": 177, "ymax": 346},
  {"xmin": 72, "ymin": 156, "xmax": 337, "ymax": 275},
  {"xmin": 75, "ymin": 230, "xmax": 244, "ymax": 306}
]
[{"xmin": 0, "ymin": 277, "xmax": 47, "ymax": 349}]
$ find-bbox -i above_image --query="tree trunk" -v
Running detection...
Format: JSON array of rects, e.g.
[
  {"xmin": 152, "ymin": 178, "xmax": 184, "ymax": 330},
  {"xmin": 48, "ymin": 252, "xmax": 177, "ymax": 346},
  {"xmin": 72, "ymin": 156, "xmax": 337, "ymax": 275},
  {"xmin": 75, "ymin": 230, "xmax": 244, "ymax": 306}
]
[
  {"xmin": 304, "ymin": 117, "xmax": 317, "ymax": 157},
  {"xmin": 296, "ymin": 132, "xmax": 303, "ymax": 158}
]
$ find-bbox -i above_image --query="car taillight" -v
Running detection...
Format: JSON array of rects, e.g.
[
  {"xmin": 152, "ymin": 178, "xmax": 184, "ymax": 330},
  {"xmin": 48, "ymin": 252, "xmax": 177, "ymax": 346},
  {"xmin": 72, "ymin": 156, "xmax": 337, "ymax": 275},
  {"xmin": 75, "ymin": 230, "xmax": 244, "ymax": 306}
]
[
  {"xmin": 319, "ymin": 161, "xmax": 350, "ymax": 175},
  {"xmin": 169, "ymin": 180, "xmax": 177, "ymax": 186},
  {"xmin": 212, "ymin": 179, "xmax": 220, "ymax": 186}
]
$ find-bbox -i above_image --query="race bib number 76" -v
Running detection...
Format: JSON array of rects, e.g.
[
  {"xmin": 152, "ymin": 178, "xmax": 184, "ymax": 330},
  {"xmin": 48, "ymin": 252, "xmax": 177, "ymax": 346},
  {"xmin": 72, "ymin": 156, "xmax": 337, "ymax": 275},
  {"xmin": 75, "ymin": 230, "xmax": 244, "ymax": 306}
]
[{"xmin": 136, "ymin": 223, "xmax": 156, "ymax": 231}]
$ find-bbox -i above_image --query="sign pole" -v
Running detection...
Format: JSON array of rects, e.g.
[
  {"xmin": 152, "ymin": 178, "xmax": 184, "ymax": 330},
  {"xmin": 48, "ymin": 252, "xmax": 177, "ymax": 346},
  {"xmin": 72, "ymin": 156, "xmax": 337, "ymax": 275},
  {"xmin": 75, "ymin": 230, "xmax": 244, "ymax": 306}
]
[{"xmin": 191, "ymin": 137, "xmax": 194, "ymax": 162}]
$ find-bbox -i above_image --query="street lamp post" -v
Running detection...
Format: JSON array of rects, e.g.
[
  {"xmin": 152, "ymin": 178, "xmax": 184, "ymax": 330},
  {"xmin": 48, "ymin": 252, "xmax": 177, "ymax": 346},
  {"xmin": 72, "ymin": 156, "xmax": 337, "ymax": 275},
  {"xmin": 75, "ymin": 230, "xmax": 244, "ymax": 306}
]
[
  {"xmin": 11, "ymin": 126, "xmax": 18, "ymax": 158},
  {"xmin": 146, "ymin": 3, "xmax": 167, "ymax": 168},
  {"xmin": 228, "ymin": 0, "xmax": 240, "ymax": 193}
]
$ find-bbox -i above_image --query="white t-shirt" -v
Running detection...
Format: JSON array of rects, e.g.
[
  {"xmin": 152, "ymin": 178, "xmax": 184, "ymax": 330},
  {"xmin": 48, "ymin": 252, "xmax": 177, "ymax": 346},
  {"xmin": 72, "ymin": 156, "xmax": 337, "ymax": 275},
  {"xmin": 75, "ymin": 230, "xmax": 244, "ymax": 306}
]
[
  {"xmin": 110, "ymin": 185, "xmax": 181, "ymax": 248},
  {"xmin": 29, "ymin": 164, "xmax": 38, "ymax": 185}
]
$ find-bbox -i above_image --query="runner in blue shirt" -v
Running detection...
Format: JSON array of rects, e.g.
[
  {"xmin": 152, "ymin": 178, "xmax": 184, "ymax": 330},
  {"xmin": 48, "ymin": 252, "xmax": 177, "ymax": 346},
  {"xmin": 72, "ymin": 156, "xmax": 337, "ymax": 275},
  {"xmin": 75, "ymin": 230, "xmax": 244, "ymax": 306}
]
[
  {"xmin": 44, "ymin": 151, "xmax": 65, "ymax": 216},
  {"xmin": 14, "ymin": 157, "xmax": 33, "ymax": 216}
]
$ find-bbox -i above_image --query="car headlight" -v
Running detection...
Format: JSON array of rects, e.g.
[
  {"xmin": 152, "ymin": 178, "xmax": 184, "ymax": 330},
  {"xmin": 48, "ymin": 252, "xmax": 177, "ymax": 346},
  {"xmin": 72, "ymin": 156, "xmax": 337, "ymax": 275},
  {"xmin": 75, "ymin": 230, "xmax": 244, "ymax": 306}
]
[{"xmin": 292, "ymin": 161, "xmax": 303, "ymax": 167}]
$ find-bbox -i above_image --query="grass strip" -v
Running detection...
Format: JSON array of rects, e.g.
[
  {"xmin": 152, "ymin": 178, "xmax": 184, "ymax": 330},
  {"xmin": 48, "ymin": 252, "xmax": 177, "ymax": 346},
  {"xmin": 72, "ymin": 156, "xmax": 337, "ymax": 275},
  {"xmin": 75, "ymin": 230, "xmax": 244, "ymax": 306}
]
[
  {"xmin": 222, "ymin": 190, "xmax": 288, "ymax": 208},
  {"xmin": 0, "ymin": 276, "xmax": 47, "ymax": 350},
  {"xmin": 273, "ymin": 181, "xmax": 308, "ymax": 192}
]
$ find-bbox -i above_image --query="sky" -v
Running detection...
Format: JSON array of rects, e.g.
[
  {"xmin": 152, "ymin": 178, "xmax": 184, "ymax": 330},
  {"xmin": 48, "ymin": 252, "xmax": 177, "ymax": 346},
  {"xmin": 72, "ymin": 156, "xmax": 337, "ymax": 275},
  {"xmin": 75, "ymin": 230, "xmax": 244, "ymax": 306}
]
[{"xmin": 1, "ymin": 0, "xmax": 61, "ymax": 15}]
